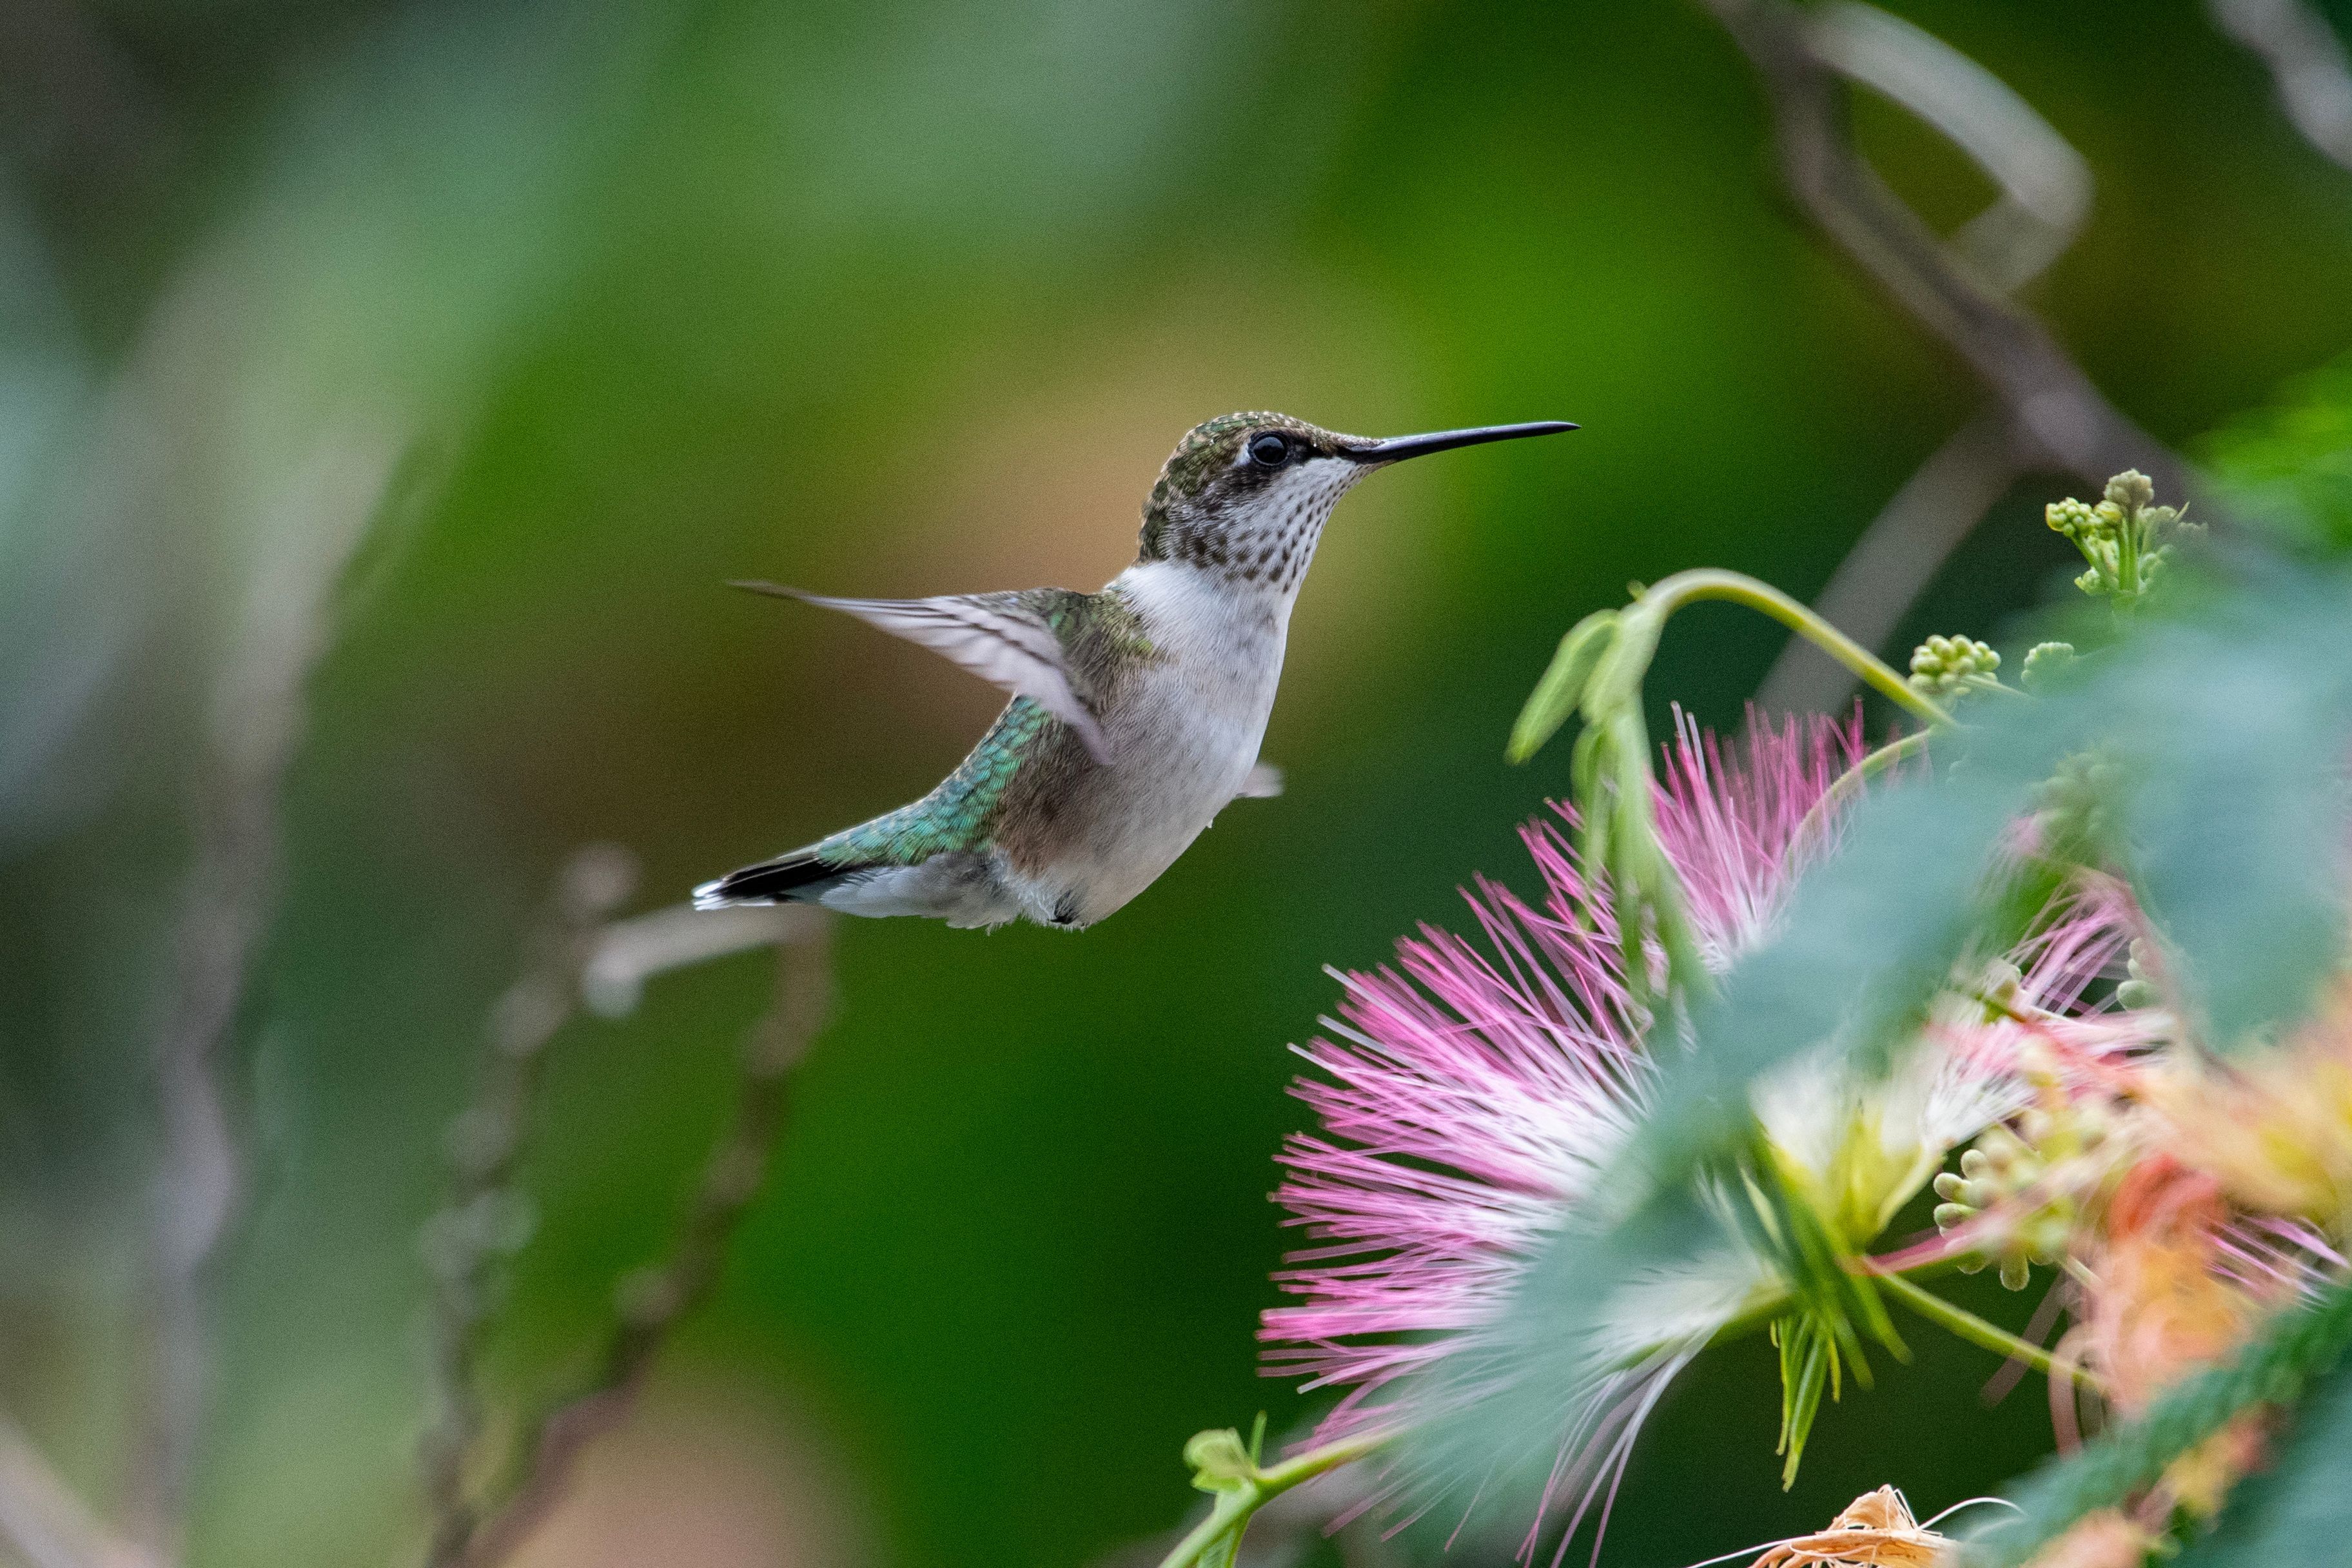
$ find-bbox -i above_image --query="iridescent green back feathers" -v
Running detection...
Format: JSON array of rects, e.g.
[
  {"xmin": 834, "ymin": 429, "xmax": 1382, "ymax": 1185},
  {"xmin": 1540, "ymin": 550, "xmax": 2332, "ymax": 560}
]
[
  {"xmin": 816, "ymin": 696, "xmax": 1057, "ymax": 865},
  {"xmin": 813, "ymin": 587, "xmax": 1151, "ymax": 867}
]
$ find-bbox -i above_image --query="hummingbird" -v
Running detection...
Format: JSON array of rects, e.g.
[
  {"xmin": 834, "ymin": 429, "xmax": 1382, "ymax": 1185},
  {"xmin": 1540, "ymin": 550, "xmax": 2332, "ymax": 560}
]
[{"xmin": 694, "ymin": 411, "xmax": 1575, "ymax": 930}]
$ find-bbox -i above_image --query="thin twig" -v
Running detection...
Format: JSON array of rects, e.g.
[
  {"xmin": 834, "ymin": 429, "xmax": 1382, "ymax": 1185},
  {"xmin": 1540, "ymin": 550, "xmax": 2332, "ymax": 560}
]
[
  {"xmin": 1705, "ymin": 0, "xmax": 2195, "ymax": 714},
  {"xmin": 0, "ymin": 1411, "xmax": 154, "ymax": 1568},
  {"xmin": 416, "ymin": 846, "xmax": 640, "ymax": 1568},
  {"xmin": 1631, "ymin": 568, "xmax": 1952, "ymax": 727},
  {"xmin": 1153, "ymin": 1428, "xmax": 1398, "ymax": 1568},
  {"xmin": 131, "ymin": 434, "xmax": 397, "ymax": 1561},
  {"xmin": 1805, "ymin": 2, "xmax": 2090, "ymax": 291},
  {"xmin": 418, "ymin": 897, "xmax": 830, "ymax": 1568},
  {"xmin": 1867, "ymin": 1269, "xmax": 2108, "ymax": 1395},
  {"xmin": 1784, "ymin": 726, "xmax": 1932, "ymax": 863},
  {"xmin": 1983, "ymin": 1279, "xmax": 2074, "ymax": 1407},
  {"xmin": 1754, "ymin": 409, "xmax": 2021, "ymax": 716},
  {"xmin": 2209, "ymin": 0, "xmax": 2352, "ymax": 173},
  {"xmin": 1706, "ymin": 0, "xmax": 2180, "ymax": 491}
]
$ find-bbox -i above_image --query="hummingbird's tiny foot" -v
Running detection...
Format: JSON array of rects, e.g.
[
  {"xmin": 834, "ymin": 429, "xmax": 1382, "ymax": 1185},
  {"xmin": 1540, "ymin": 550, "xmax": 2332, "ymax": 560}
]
[{"xmin": 696, "ymin": 408, "xmax": 1573, "ymax": 931}]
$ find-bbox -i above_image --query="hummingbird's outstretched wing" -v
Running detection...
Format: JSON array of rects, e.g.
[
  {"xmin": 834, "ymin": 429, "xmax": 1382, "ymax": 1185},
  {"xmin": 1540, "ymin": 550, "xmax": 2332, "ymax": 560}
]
[{"xmin": 730, "ymin": 581, "xmax": 1112, "ymax": 763}]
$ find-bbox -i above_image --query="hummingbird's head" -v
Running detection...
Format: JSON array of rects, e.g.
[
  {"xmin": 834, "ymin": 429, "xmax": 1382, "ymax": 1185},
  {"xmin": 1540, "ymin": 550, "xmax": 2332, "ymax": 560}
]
[{"xmin": 1136, "ymin": 411, "xmax": 1575, "ymax": 593}]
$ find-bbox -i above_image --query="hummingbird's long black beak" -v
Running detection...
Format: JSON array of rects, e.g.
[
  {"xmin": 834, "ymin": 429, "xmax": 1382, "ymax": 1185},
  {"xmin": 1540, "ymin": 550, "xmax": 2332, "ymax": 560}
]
[{"xmin": 1339, "ymin": 420, "xmax": 1578, "ymax": 464}]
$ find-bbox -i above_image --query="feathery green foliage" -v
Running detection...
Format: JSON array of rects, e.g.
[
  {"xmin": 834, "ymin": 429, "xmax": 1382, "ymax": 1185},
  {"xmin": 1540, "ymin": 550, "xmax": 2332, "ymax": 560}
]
[
  {"xmin": 2204, "ymin": 355, "xmax": 2352, "ymax": 552},
  {"xmin": 1432, "ymin": 555, "xmax": 2352, "ymax": 1523},
  {"xmin": 1960, "ymin": 1285, "xmax": 2352, "ymax": 1568},
  {"xmin": 2173, "ymin": 1344, "xmax": 2352, "ymax": 1567}
]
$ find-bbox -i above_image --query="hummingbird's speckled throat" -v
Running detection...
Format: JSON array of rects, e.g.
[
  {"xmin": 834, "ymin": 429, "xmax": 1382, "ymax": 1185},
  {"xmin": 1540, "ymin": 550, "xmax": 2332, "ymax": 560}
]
[{"xmin": 696, "ymin": 410, "xmax": 1575, "ymax": 930}]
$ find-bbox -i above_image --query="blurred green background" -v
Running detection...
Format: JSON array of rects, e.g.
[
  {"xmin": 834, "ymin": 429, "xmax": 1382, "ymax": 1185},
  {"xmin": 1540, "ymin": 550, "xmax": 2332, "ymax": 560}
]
[{"xmin": 4, "ymin": 1, "xmax": 2351, "ymax": 1565}]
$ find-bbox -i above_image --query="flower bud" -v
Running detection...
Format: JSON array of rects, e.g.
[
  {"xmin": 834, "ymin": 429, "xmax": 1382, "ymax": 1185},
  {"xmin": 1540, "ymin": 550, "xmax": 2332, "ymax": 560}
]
[
  {"xmin": 1906, "ymin": 634, "xmax": 2001, "ymax": 696},
  {"xmin": 1184, "ymin": 1428, "xmax": 1259, "ymax": 1491},
  {"xmin": 2116, "ymin": 939, "xmax": 2161, "ymax": 1011},
  {"xmin": 2105, "ymin": 470, "xmax": 2155, "ymax": 513},
  {"xmin": 2046, "ymin": 498, "xmax": 2100, "ymax": 538},
  {"xmin": 2021, "ymin": 641, "xmax": 2076, "ymax": 692}
]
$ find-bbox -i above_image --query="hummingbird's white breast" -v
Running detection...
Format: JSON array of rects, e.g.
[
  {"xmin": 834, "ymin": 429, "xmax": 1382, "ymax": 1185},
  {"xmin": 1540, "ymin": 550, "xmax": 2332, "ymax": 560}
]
[
  {"xmin": 997, "ymin": 456, "xmax": 1366, "ymax": 926},
  {"xmin": 999, "ymin": 559, "xmax": 1291, "ymax": 925}
]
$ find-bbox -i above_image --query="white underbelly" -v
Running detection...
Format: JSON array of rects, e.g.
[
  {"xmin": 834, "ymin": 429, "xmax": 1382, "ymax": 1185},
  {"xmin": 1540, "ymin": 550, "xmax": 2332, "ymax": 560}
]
[
  {"xmin": 1055, "ymin": 675, "xmax": 1268, "ymax": 917},
  {"xmin": 993, "ymin": 562, "xmax": 1295, "ymax": 925}
]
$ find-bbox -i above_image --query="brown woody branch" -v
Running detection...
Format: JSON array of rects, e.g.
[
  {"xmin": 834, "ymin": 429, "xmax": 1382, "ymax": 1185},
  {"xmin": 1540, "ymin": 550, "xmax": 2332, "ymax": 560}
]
[
  {"xmin": 1706, "ymin": 0, "xmax": 2197, "ymax": 714},
  {"xmin": 418, "ymin": 886, "xmax": 830, "ymax": 1568},
  {"xmin": 1705, "ymin": 0, "xmax": 2181, "ymax": 493},
  {"xmin": 2209, "ymin": 0, "xmax": 2352, "ymax": 174}
]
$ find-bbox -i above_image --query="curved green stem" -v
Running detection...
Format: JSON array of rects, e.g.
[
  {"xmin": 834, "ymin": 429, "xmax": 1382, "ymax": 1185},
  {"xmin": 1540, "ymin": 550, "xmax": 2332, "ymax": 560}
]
[
  {"xmin": 1634, "ymin": 569, "xmax": 1952, "ymax": 729},
  {"xmin": 1155, "ymin": 1427, "xmax": 1398, "ymax": 1568},
  {"xmin": 1786, "ymin": 729, "xmax": 1933, "ymax": 863},
  {"xmin": 1868, "ymin": 1267, "xmax": 2106, "ymax": 1394}
]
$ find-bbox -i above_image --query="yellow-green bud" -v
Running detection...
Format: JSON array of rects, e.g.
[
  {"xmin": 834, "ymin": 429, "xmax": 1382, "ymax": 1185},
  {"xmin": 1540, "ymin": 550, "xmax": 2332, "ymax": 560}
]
[
  {"xmin": 2021, "ymin": 641, "xmax": 2076, "ymax": 692},
  {"xmin": 2046, "ymin": 497, "xmax": 2101, "ymax": 538},
  {"xmin": 1908, "ymin": 634, "xmax": 2001, "ymax": 696},
  {"xmin": 2116, "ymin": 938, "xmax": 2161, "ymax": 1011},
  {"xmin": 1184, "ymin": 1429, "xmax": 1258, "ymax": 1491}
]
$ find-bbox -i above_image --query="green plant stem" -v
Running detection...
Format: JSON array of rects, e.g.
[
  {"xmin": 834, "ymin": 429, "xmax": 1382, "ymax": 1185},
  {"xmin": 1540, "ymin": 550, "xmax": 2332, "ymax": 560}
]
[
  {"xmin": 1636, "ymin": 569, "xmax": 1953, "ymax": 729},
  {"xmin": 1149, "ymin": 1213, "xmax": 2089, "ymax": 1564},
  {"xmin": 1150, "ymin": 1263, "xmax": 2088, "ymax": 1563},
  {"xmin": 1868, "ymin": 1268, "xmax": 2106, "ymax": 1394},
  {"xmin": 1156, "ymin": 1427, "xmax": 1397, "ymax": 1568},
  {"xmin": 1787, "ymin": 729, "xmax": 1932, "ymax": 861}
]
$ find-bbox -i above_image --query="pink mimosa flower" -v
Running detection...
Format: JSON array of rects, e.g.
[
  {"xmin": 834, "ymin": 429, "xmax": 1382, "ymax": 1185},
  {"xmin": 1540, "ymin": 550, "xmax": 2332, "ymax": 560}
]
[{"xmin": 1262, "ymin": 710, "xmax": 2150, "ymax": 1563}]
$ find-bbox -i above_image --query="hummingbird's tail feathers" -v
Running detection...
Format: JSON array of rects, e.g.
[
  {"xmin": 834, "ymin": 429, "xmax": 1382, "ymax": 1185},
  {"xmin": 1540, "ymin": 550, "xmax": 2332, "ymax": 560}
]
[
  {"xmin": 694, "ymin": 847, "xmax": 1023, "ymax": 926},
  {"xmin": 692, "ymin": 848, "xmax": 847, "ymax": 909}
]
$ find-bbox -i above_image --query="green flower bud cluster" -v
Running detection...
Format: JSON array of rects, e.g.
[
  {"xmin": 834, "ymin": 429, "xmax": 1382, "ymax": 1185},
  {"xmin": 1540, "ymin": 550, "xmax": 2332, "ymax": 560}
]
[
  {"xmin": 2020, "ymin": 641, "xmax": 2076, "ymax": 692},
  {"xmin": 2115, "ymin": 937, "xmax": 2161, "ymax": 1011},
  {"xmin": 1908, "ymin": 634, "xmax": 2003, "ymax": 698},
  {"xmin": 2033, "ymin": 749, "xmax": 2126, "ymax": 859},
  {"xmin": 2108, "ymin": 470, "xmax": 2155, "ymax": 511},
  {"xmin": 1932, "ymin": 1097, "xmax": 2111, "ymax": 1289},
  {"xmin": 2045, "ymin": 469, "xmax": 2192, "ymax": 609}
]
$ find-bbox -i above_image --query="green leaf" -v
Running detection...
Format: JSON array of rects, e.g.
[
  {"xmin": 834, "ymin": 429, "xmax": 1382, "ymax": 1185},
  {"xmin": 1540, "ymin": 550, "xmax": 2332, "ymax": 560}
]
[
  {"xmin": 2202, "ymin": 354, "xmax": 2352, "ymax": 553},
  {"xmin": 1184, "ymin": 1427, "xmax": 1257, "ymax": 1493},
  {"xmin": 1508, "ymin": 609, "xmax": 1618, "ymax": 764},
  {"xmin": 1774, "ymin": 1313, "xmax": 1839, "ymax": 1490},
  {"xmin": 1957, "ymin": 1284, "xmax": 2352, "ymax": 1568},
  {"xmin": 2097, "ymin": 587, "xmax": 2352, "ymax": 1045},
  {"xmin": 2173, "ymin": 1338, "xmax": 2352, "ymax": 1566}
]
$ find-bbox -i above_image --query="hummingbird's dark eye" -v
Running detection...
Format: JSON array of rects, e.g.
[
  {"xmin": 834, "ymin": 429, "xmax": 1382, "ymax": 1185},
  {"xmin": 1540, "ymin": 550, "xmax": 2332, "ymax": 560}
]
[{"xmin": 1247, "ymin": 433, "xmax": 1291, "ymax": 469}]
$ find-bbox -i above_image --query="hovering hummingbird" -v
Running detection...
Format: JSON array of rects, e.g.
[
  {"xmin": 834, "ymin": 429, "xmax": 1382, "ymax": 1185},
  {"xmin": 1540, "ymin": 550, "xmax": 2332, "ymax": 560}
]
[{"xmin": 695, "ymin": 411, "xmax": 1575, "ymax": 930}]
